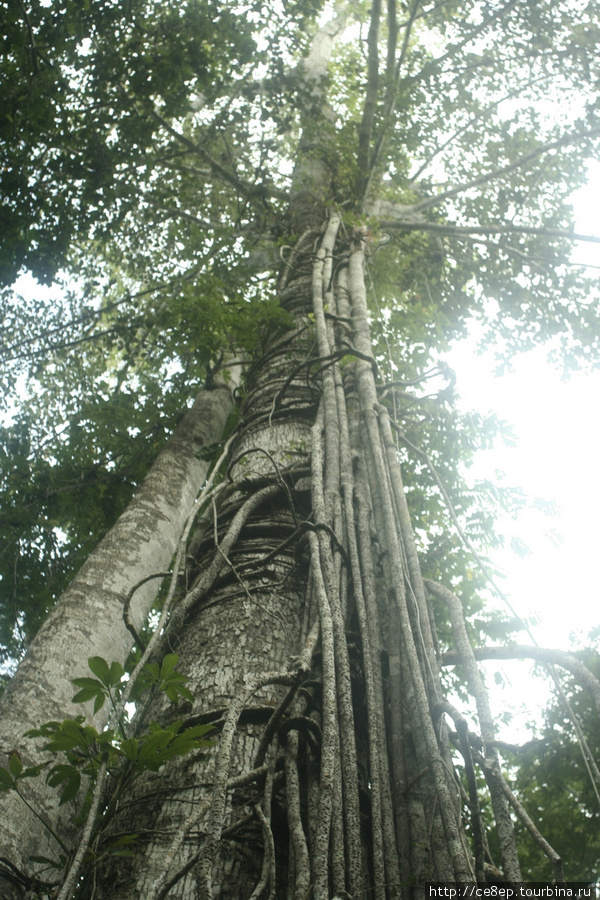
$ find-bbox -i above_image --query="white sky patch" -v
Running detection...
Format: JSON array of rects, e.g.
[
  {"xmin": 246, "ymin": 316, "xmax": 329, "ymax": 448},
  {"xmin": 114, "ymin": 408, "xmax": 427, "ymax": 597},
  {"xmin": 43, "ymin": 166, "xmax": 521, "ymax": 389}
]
[
  {"xmin": 444, "ymin": 159, "xmax": 600, "ymax": 739},
  {"xmin": 450, "ymin": 343, "xmax": 600, "ymax": 640},
  {"xmin": 572, "ymin": 159, "xmax": 600, "ymax": 269}
]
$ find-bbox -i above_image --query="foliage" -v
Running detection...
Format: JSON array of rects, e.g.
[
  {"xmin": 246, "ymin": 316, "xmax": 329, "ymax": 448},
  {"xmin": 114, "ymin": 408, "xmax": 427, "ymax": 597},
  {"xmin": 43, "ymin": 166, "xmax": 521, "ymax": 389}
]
[
  {"xmin": 0, "ymin": 653, "xmax": 212, "ymax": 884},
  {"xmin": 2, "ymin": 1, "xmax": 599, "ymax": 647},
  {"xmin": 1, "ymin": 0, "xmax": 257, "ymax": 285},
  {"xmin": 509, "ymin": 648, "xmax": 600, "ymax": 880},
  {"xmin": 1, "ymin": 0, "xmax": 600, "ymax": 892}
]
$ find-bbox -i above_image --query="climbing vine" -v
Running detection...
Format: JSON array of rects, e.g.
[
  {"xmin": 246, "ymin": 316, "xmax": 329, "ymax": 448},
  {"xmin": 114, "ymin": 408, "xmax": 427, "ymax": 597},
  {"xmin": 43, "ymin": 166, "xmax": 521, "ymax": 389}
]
[{"xmin": 6, "ymin": 216, "xmax": 598, "ymax": 899}]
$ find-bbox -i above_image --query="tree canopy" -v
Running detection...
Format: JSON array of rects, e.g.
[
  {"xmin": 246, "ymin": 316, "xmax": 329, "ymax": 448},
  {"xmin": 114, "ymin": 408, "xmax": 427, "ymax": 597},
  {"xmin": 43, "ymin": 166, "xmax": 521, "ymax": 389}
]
[
  {"xmin": 3, "ymin": 0, "xmax": 599, "ymax": 663},
  {"xmin": 1, "ymin": 0, "xmax": 600, "ymax": 894}
]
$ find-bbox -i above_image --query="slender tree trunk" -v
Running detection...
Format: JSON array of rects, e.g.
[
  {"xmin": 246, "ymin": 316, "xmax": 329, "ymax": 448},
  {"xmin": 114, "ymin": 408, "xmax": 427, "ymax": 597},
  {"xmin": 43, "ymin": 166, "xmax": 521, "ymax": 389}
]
[{"xmin": 0, "ymin": 380, "xmax": 236, "ymax": 896}]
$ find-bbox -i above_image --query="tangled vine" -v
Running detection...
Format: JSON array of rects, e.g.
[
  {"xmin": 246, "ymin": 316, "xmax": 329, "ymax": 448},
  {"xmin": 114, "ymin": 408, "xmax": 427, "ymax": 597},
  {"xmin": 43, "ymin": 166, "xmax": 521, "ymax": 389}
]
[{"xmin": 13, "ymin": 215, "xmax": 600, "ymax": 900}]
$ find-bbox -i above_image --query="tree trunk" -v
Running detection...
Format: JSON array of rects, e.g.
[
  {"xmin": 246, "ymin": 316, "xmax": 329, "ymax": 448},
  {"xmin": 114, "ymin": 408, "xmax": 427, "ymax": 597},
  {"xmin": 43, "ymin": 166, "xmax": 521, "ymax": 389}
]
[
  {"xmin": 3, "ymin": 7, "xmax": 571, "ymax": 897},
  {"xmin": 67, "ymin": 219, "xmax": 483, "ymax": 900},
  {"xmin": 0, "ymin": 380, "xmax": 236, "ymax": 897}
]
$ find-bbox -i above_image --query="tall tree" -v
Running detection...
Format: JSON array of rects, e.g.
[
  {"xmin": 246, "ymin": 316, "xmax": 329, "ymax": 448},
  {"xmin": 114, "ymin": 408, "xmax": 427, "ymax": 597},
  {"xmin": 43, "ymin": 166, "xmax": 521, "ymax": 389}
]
[{"xmin": 1, "ymin": 0, "xmax": 600, "ymax": 898}]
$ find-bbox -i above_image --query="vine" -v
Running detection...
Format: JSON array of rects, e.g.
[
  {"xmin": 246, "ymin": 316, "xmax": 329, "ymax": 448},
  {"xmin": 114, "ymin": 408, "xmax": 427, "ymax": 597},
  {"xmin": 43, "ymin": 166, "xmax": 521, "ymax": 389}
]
[{"xmin": 3, "ymin": 217, "xmax": 600, "ymax": 898}]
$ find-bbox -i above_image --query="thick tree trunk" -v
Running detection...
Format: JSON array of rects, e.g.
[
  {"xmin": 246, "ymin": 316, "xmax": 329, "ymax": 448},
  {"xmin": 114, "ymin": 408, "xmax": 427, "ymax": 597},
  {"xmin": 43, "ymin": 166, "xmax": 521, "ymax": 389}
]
[
  {"xmin": 0, "ymin": 380, "xmax": 236, "ymax": 897},
  {"xmin": 73, "ymin": 222, "xmax": 479, "ymax": 900},
  {"xmin": 85, "ymin": 235, "xmax": 320, "ymax": 900},
  {"xmin": 0, "ymin": 11, "xmax": 555, "ymax": 897}
]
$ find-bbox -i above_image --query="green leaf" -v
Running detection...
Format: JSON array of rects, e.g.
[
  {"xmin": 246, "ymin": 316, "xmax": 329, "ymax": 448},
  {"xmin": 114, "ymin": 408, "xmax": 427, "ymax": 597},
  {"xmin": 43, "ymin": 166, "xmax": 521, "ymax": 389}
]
[
  {"xmin": 104, "ymin": 833, "xmax": 140, "ymax": 859},
  {"xmin": 71, "ymin": 686, "xmax": 102, "ymax": 702},
  {"xmin": 72, "ymin": 676, "xmax": 110, "ymax": 712},
  {"xmin": 126, "ymin": 720, "xmax": 212, "ymax": 773},
  {"xmin": 143, "ymin": 662, "xmax": 161, "ymax": 683},
  {"xmin": 25, "ymin": 721, "xmax": 64, "ymax": 739},
  {"xmin": 47, "ymin": 764, "xmax": 82, "ymax": 804},
  {"xmin": 87, "ymin": 656, "xmax": 112, "ymax": 686},
  {"xmin": 60, "ymin": 772, "xmax": 82, "ymax": 805},
  {"xmin": 119, "ymin": 738, "xmax": 139, "ymax": 762},
  {"xmin": 21, "ymin": 763, "xmax": 48, "ymax": 780},
  {"xmin": 165, "ymin": 683, "xmax": 194, "ymax": 703},
  {"xmin": 8, "ymin": 751, "xmax": 23, "ymax": 778},
  {"xmin": 181, "ymin": 724, "xmax": 214, "ymax": 741},
  {"xmin": 0, "ymin": 767, "xmax": 15, "ymax": 792},
  {"xmin": 43, "ymin": 719, "xmax": 99, "ymax": 754},
  {"xmin": 159, "ymin": 653, "xmax": 180, "ymax": 679},
  {"xmin": 109, "ymin": 660, "xmax": 125, "ymax": 684},
  {"xmin": 71, "ymin": 676, "xmax": 105, "ymax": 691},
  {"xmin": 45, "ymin": 733, "xmax": 82, "ymax": 754}
]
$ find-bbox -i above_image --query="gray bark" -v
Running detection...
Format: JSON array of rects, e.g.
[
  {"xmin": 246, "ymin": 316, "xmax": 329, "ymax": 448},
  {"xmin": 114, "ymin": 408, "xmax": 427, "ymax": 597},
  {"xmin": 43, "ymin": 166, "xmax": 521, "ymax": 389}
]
[
  {"xmin": 0, "ymin": 379, "xmax": 236, "ymax": 895},
  {"xmin": 86, "ymin": 260, "xmax": 319, "ymax": 900}
]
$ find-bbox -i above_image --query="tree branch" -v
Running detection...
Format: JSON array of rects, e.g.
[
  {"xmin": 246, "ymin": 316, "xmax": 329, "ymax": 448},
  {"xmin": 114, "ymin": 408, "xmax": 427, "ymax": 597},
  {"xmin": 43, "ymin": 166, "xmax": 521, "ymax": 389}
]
[
  {"xmin": 408, "ymin": 73, "xmax": 554, "ymax": 186},
  {"xmin": 356, "ymin": 0, "xmax": 381, "ymax": 188},
  {"xmin": 442, "ymin": 645, "xmax": 600, "ymax": 715},
  {"xmin": 412, "ymin": 125, "xmax": 600, "ymax": 214},
  {"xmin": 427, "ymin": 578, "xmax": 522, "ymax": 879},
  {"xmin": 363, "ymin": 0, "xmax": 422, "ymax": 207},
  {"xmin": 474, "ymin": 750, "xmax": 565, "ymax": 885},
  {"xmin": 385, "ymin": 0, "xmax": 398, "ymax": 87},
  {"xmin": 379, "ymin": 219, "xmax": 600, "ymax": 245},
  {"xmin": 435, "ymin": 700, "xmax": 486, "ymax": 882},
  {"xmin": 408, "ymin": 0, "xmax": 520, "ymax": 90},
  {"xmin": 149, "ymin": 108, "xmax": 285, "ymax": 207}
]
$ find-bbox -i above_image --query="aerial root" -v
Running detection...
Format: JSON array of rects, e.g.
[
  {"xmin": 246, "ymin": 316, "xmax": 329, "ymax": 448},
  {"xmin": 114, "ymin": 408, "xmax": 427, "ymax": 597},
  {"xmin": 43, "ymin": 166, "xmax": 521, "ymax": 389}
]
[
  {"xmin": 474, "ymin": 750, "xmax": 566, "ymax": 886},
  {"xmin": 136, "ymin": 222, "xmax": 591, "ymax": 899}
]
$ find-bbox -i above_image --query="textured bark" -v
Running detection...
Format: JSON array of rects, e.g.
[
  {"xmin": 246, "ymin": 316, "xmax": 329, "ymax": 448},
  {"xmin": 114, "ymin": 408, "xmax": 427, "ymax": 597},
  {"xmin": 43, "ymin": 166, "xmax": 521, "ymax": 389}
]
[
  {"xmin": 0, "ymin": 381, "xmax": 236, "ymax": 896},
  {"xmin": 3, "ymin": 8, "xmax": 587, "ymax": 898},
  {"xmin": 62, "ymin": 222, "xmax": 481, "ymax": 900},
  {"xmin": 84, "ymin": 253, "xmax": 319, "ymax": 900}
]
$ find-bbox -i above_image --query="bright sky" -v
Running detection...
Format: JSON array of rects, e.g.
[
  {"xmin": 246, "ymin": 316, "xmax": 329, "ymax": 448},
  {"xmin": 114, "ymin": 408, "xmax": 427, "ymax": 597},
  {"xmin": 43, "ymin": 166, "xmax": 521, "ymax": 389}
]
[{"xmin": 444, "ymin": 160, "xmax": 600, "ymax": 737}]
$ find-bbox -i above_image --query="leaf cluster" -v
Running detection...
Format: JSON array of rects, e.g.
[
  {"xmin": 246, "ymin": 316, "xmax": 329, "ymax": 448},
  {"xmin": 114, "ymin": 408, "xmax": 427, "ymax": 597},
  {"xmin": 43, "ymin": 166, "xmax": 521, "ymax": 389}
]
[
  {"xmin": 2, "ymin": 0, "xmax": 600, "ymax": 706},
  {"xmin": 1, "ymin": 0, "xmax": 256, "ymax": 285},
  {"xmin": 0, "ymin": 652, "xmax": 212, "ymax": 880},
  {"xmin": 508, "ymin": 651, "xmax": 600, "ymax": 881}
]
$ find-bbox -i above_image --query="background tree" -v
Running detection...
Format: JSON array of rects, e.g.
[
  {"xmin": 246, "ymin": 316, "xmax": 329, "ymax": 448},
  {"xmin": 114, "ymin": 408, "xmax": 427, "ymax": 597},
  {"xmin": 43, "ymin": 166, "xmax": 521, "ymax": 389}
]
[{"xmin": 1, "ymin": 0, "xmax": 600, "ymax": 897}]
